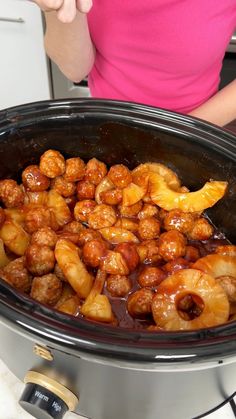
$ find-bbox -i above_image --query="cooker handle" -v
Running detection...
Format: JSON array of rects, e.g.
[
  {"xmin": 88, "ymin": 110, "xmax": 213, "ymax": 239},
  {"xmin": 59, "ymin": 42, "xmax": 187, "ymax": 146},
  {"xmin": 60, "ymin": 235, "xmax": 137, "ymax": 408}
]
[{"xmin": 19, "ymin": 371, "xmax": 79, "ymax": 419}]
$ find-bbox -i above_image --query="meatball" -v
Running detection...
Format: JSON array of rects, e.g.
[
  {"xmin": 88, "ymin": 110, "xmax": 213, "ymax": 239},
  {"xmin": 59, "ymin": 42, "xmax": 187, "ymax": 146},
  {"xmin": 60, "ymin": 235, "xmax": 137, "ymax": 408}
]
[
  {"xmin": 100, "ymin": 188, "xmax": 123, "ymax": 205},
  {"xmin": 0, "ymin": 179, "xmax": 24, "ymax": 208},
  {"xmin": 88, "ymin": 204, "xmax": 117, "ymax": 229},
  {"xmin": 39, "ymin": 149, "xmax": 65, "ymax": 178},
  {"xmin": 64, "ymin": 157, "xmax": 86, "ymax": 182},
  {"xmin": 107, "ymin": 164, "xmax": 132, "ymax": 189},
  {"xmin": 24, "ymin": 206, "xmax": 54, "ymax": 234},
  {"xmin": 31, "ymin": 227, "xmax": 58, "ymax": 249},
  {"xmin": 185, "ymin": 246, "xmax": 200, "ymax": 262},
  {"xmin": 85, "ymin": 158, "xmax": 107, "ymax": 185},
  {"xmin": 138, "ymin": 217, "xmax": 160, "ymax": 240},
  {"xmin": 0, "ymin": 256, "xmax": 32, "ymax": 292},
  {"xmin": 78, "ymin": 228, "xmax": 103, "ymax": 246},
  {"xmin": 22, "ymin": 165, "xmax": 50, "ymax": 192},
  {"xmin": 127, "ymin": 288, "xmax": 154, "ymax": 318},
  {"xmin": 163, "ymin": 209, "xmax": 195, "ymax": 234},
  {"xmin": 114, "ymin": 243, "xmax": 140, "ymax": 272},
  {"xmin": 74, "ymin": 200, "xmax": 97, "ymax": 223},
  {"xmin": 82, "ymin": 239, "xmax": 108, "ymax": 268},
  {"xmin": 158, "ymin": 230, "xmax": 186, "ymax": 262},
  {"xmin": 77, "ymin": 180, "xmax": 95, "ymax": 200},
  {"xmin": 51, "ymin": 176, "xmax": 76, "ymax": 197},
  {"xmin": 136, "ymin": 239, "xmax": 161, "ymax": 264},
  {"xmin": 30, "ymin": 273, "xmax": 62, "ymax": 306},
  {"xmin": 63, "ymin": 220, "xmax": 85, "ymax": 234},
  {"xmin": 25, "ymin": 244, "xmax": 55, "ymax": 276},
  {"xmin": 119, "ymin": 201, "xmax": 143, "ymax": 217},
  {"xmin": 138, "ymin": 204, "xmax": 159, "ymax": 220},
  {"xmin": 138, "ymin": 266, "xmax": 165, "ymax": 287},
  {"xmin": 106, "ymin": 275, "xmax": 131, "ymax": 297},
  {"xmin": 188, "ymin": 218, "xmax": 214, "ymax": 241},
  {"xmin": 163, "ymin": 257, "xmax": 189, "ymax": 275}
]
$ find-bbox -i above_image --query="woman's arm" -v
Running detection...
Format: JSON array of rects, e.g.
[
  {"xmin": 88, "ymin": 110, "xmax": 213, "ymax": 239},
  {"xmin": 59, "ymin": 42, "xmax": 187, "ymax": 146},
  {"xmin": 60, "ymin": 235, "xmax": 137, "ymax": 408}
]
[
  {"xmin": 189, "ymin": 79, "xmax": 236, "ymax": 127},
  {"xmin": 44, "ymin": 10, "xmax": 95, "ymax": 82}
]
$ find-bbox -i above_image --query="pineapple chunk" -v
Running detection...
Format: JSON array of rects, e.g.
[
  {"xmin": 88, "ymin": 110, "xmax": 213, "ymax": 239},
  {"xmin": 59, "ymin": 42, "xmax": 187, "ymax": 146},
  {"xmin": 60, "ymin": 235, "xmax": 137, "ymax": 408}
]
[
  {"xmin": 99, "ymin": 227, "xmax": 139, "ymax": 244},
  {"xmin": 81, "ymin": 270, "xmax": 114, "ymax": 323},
  {"xmin": 55, "ymin": 239, "xmax": 94, "ymax": 298},
  {"xmin": 47, "ymin": 190, "xmax": 71, "ymax": 227},
  {"xmin": 95, "ymin": 177, "xmax": 114, "ymax": 204},
  {"xmin": 0, "ymin": 220, "xmax": 30, "ymax": 256},
  {"xmin": 132, "ymin": 162, "xmax": 181, "ymax": 191},
  {"xmin": 122, "ymin": 182, "xmax": 145, "ymax": 206},
  {"xmin": 149, "ymin": 172, "xmax": 227, "ymax": 212}
]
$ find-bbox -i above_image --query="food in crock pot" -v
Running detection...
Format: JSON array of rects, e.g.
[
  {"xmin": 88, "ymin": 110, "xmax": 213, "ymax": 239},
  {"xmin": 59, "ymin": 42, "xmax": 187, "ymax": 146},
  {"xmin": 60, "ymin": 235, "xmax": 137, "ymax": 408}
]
[{"xmin": 0, "ymin": 149, "xmax": 234, "ymax": 331}]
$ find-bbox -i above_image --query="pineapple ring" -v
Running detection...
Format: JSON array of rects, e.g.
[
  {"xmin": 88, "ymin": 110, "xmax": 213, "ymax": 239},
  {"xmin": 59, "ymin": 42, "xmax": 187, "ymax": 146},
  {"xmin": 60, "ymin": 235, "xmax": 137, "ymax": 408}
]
[
  {"xmin": 192, "ymin": 254, "xmax": 236, "ymax": 278},
  {"xmin": 152, "ymin": 269, "xmax": 229, "ymax": 331},
  {"xmin": 132, "ymin": 162, "xmax": 181, "ymax": 191},
  {"xmin": 149, "ymin": 172, "xmax": 227, "ymax": 212},
  {"xmin": 215, "ymin": 245, "xmax": 236, "ymax": 257}
]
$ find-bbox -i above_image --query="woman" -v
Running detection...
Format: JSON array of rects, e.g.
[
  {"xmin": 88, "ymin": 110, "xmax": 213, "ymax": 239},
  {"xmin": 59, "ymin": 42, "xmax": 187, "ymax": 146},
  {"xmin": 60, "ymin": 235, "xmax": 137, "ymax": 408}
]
[{"xmin": 33, "ymin": 0, "xmax": 236, "ymax": 126}]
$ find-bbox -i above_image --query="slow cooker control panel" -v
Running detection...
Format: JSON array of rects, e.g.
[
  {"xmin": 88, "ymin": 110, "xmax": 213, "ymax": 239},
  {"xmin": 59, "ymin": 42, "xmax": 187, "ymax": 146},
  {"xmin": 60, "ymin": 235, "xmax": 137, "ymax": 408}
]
[{"xmin": 19, "ymin": 371, "xmax": 79, "ymax": 419}]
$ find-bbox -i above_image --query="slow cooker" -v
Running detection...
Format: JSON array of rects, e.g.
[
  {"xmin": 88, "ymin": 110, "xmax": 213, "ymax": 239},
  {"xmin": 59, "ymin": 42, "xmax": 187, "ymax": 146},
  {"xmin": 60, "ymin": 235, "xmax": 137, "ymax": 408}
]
[{"xmin": 0, "ymin": 99, "xmax": 236, "ymax": 419}]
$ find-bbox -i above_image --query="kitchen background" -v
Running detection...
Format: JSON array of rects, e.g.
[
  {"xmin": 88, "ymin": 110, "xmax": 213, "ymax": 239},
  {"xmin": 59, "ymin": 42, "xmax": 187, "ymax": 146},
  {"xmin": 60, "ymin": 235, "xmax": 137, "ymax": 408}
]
[{"xmin": 0, "ymin": 1, "xmax": 236, "ymax": 419}]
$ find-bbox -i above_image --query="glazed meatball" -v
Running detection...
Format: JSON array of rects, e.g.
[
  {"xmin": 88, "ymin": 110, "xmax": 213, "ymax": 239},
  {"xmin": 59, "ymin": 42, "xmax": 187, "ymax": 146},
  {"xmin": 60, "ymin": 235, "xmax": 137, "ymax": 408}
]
[
  {"xmin": 127, "ymin": 288, "xmax": 154, "ymax": 318},
  {"xmin": 0, "ymin": 256, "xmax": 32, "ymax": 292},
  {"xmin": 77, "ymin": 180, "xmax": 95, "ymax": 200},
  {"xmin": 22, "ymin": 165, "xmax": 50, "ymax": 192},
  {"xmin": 64, "ymin": 157, "xmax": 86, "ymax": 182},
  {"xmin": 163, "ymin": 257, "xmax": 189, "ymax": 275},
  {"xmin": 30, "ymin": 273, "xmax": 62, "ymax": 306},
  {"xmin": 77, "ymin": 228, "xmax": 102, "ymax": 247},
  {"xmin": 24, "ymin": 206, "xmax": 54, "ymax": 234},
  {"xmin": 63, "ymin": 220, "xmax": 85, "ymax": 234},
  {"xmin": 163, "ymin": 209, "xmax": 195, "ymax": 234},
  {"xmin": 119, "ymin": 201, "xmax": 143, "ymax": 217},
  {"xmin": 39, "ymin": 149, "xmax": 65, "ymax": 178},
  {"xmin": 0, "ymin": 180, "xmax": 24, "ymax": 208},
  {"xmin": 185, "ymin": 246, "xmax": 200, "ymax": 262},
  {"xmin": 138, "ymin": 204, "xmax": 159, "ymax": 220},
  {"xmin": 188, "ymin": 218, "xmax": 214, "ymax": 241},
  {"xmin": 82, "ymin": 239, "xmax": 108, "ymax": 267},
  {"xmin": 138, "ymin": 217, "xmax": 160, "ymax": 240},
  {"xmin": 158, "ymin": 230, "xmax": 186, "ymax": 262},
  {"xmin": 114, "ymin": 243, "xmax": 140, "ymax": 272},
  {"xmin": 30, "ymin": 227, "xmax": 57, "ymax": 249},
  {"xmin": 138, "ymin": 266, "xmax": 165, "ymax": 288},
  {"xmin": 106, "ymin": 274, "xmax": 132, "ymax": 297},
  {"xmin": 85, "ymin": 158, "xmax": 107, "ymax": 185},
  {"xmin": 74, "ymin": 200, "xmax": 97, "ymax": 223},
  {"xmin": 107, "ymin": 164, "xmax": 132, "ymax": 189},
  {"xmin": 88, "ymin": 204, "xmax": 117, "ymax": 229},
  {"xmin": 100, "ymin": 188, "xmax": 123, "ymax": 205},
  {"xmin": 25, "ymin": 244, "xmax": 55, "ymax": 276},
  {"xmin": 136, "ymin": 239, "xmax": 161, "ymax": 264},
  {"xmin": 51, "ymin": 176, "xmax": 76, "ymax": 197}
]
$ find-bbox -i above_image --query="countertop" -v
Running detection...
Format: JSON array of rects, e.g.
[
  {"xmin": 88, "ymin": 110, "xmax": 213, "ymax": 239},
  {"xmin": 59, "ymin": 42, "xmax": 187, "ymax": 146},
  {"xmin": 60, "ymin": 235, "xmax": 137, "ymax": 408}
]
[{"xmin": 0, "ymin": 120, "xmax": 236, "ymax": 419}]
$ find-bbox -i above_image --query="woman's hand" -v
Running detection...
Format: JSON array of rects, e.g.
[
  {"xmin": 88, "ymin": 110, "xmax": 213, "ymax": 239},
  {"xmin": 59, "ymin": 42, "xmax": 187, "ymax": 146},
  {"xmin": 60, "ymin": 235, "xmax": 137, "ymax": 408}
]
[{"xmin": 33, "ymin": 0, "xmax": 92, "ymax": 23}]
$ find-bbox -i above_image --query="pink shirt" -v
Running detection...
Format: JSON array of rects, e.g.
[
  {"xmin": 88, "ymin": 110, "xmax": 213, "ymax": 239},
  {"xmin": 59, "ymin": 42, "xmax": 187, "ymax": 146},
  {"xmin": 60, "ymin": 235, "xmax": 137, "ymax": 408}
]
[{"xmin": 87, "ymin": 1, "xmax": 236, "ymax": 113}]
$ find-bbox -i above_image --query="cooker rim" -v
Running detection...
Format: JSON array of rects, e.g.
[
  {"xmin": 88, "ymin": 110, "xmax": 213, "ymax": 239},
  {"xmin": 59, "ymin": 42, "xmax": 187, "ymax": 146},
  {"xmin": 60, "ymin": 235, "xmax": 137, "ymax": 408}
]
[{"xmin": 0, "ymin": 98, "xmax": 236, "ymax": 364}]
